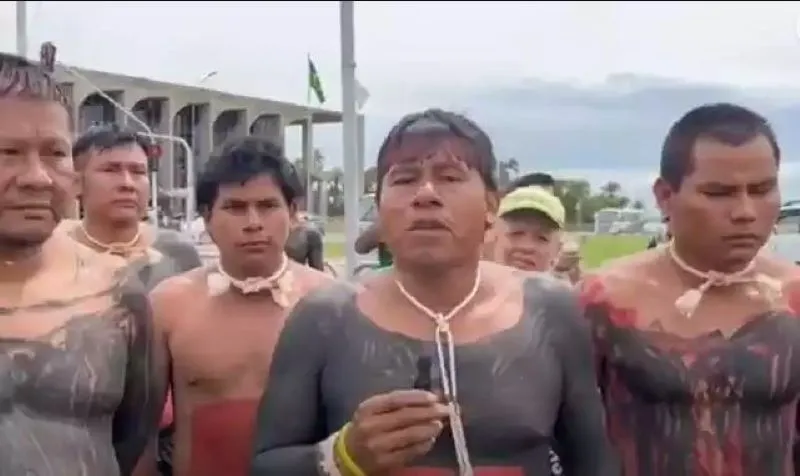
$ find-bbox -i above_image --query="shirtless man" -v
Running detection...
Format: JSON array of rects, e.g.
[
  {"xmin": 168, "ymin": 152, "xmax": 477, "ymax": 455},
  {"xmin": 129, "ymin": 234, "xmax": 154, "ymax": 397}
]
[
  {"xmin": 0, "ymin": 53, "xmax": 164, "ymax": 475},
  {"xmin": 149, "ymin": 136, "xmax": 332, "ymax": 476},
  {"xmin": 58, "ymin": 124, "xmax": 202, "ymax": 476},
  {"xmin": 62, "ymin": 123, "xmax": 201, "ymax": 289},
  {"xmin": 580, "ymin": 103, "xmax": 800, "ymax": 475},
  {"xmin": 251, "ymin": 109, "xmax": 618, "ymax": 475}
]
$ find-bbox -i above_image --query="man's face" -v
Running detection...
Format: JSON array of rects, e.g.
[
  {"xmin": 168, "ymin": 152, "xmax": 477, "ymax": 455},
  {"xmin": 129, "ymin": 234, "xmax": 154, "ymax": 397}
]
[
  {"xmin": 205, "ymin": 174, "xmax": 295, "ymax": 275},
  {"xmin": 655, "ymin": 134, "xmax": 780, "ymax": 268},
  {"xmin": 0, "ymin": 97, "xmax": 75, "ymax": 247},
  {"xmin": 80, "ymin": 143, "xmax": 149, "ymax": 223},
  {"xmin": 378, "ymin": 134, "xmax": 491, "ymax": 267},
  {"xmin": 494, "ymin": 210, "xmax": 562, "ymax": 272}
]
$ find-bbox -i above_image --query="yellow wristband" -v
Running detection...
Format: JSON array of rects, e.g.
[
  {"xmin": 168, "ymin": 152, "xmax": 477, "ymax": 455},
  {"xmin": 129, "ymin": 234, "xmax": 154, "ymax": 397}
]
[{"xmin": 335, "ymin": 423, "xmax": 366, "ymax": 476}]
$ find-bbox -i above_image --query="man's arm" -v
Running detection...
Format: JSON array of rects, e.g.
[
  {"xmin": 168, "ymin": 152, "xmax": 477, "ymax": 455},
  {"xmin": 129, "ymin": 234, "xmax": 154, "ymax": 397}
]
[
  {"xmin": 355, "ymin": 222, "xmax": 380, "ymax": 255},
  {"xmin": 250, "ymin": 286, "xmax": 345, "ymax": 474},
  {"xmin": 307, "ymin": 228, "xmax": 325, "ymax": 271},
  {"xmin": 153, "ymin": 230, "xmax": 203, "ymax": 274},
  {"xmin": 549, "ymin": 286, "xmax": 619, "ymax": 476},
  {"xmin": 112, "ymin": 276, "xmax": 169, "ymax": 475}
]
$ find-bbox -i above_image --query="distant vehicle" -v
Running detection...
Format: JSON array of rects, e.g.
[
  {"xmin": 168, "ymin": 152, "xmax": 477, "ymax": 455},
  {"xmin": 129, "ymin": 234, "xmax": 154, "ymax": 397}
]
[
  {"xmin": 595, "ymin": 207, "xmax": 645, "ymax": 234},
  {"xmin": 768, "ymin": 203, "xmax": 800, "ymax": 264}
]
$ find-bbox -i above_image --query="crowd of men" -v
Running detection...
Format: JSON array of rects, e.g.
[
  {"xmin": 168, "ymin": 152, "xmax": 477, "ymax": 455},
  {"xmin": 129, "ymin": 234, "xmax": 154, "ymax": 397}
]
[{"xmin": 1, "ymin": 49, "xmax": 799, "ymax": 476}]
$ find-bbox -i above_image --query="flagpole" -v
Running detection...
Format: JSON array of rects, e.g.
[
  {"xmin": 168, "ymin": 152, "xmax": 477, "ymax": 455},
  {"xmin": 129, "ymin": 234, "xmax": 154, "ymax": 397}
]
[
  {"xmin": 15, "ymin": 1, "xmax": 28, "ymax": 58},
  {"xmin": 340, "ymin": 0, "xmax": 359, "ymax": 278},
  {"xmin": 306, "ymin": 53, "xmax": 311, "ymax": 104}
]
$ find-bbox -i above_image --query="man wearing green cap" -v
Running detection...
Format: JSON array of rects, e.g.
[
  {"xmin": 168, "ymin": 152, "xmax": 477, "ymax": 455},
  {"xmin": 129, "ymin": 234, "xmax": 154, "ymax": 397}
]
[{"xmin": 493, "ymin": 185, "xmax": 567, "ymax": 273}]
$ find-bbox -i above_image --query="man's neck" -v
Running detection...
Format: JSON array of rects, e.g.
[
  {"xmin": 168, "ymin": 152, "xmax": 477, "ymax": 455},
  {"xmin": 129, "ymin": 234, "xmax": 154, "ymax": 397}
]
[
  {"xmin": 219, "ymin": 253, "xmax": 286, "ymax": 281},
  {"xmin": 81, "ymin": 216, "xmax": 140, "ymax": 246},
  {"xmin": 0, "ymin": 242, "xmax": 44, "ymax": 283},
  {"xmin": 392, "ymin": 260, "xmax": 482, "ymax": 315},
  {"xmin": 669, "ymin": 240, "xmax": 755, "ymax": 276}
]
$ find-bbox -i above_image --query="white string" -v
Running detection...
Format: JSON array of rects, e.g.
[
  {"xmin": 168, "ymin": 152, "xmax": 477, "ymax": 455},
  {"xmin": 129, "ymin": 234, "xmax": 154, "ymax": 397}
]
[
  {"xmin": 395, "ymin": 268, "xmax": 480, "ymax": 476},
  {"xmin": 79, "ymin": 221, "xmax": 142, "ymax": 255},
  {"xmin": 208, "ymin": 254, "xmax": 292, "ymax": 306},
  {"xmin": 667, "ymin": 241, "xmax": 762, "ymax": 318}
]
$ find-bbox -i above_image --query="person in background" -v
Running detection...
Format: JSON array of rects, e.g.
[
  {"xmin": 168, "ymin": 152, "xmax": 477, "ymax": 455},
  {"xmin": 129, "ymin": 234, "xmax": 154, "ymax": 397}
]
[
  {"xmin": 147, "ymin": 137, "xmax": 332, "ymax": 476},
  {"xmin": 61, "ymin": 124, "xmax": 202, "ymax": 476},
  {"xmin": 355, "ymin": 214, "xmax": 394, "ymax": 269},
  {"xmin": 284, "ymin": 211, "xmax": 325, "ymax": 270},
  {"xmin": 493, "ymin": 185, "xmax": 566, "ymax": 273},
  {"xmin": 485, "ymin": 172, "xmax": 560, "ymax": 260},
  {"xmin": 507, "ymin": 171, "xmax": 557, "ymax": 194},
  {"xmin": 553, "ymin": 238, "xmax": 583, "ymax": 284}
]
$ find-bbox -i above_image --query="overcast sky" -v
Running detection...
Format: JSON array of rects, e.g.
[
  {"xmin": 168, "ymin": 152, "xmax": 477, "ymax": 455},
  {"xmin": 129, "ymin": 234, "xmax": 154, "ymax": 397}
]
[{"xmin": 3, "ymin": 1, "xmax": 800, "ymax": 197}]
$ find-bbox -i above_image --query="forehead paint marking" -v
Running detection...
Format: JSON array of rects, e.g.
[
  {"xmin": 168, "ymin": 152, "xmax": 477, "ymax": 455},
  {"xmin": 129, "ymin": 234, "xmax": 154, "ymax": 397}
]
[{"xmin": 385, "ymin": 138, "xmax": 476, "ymax": 170}]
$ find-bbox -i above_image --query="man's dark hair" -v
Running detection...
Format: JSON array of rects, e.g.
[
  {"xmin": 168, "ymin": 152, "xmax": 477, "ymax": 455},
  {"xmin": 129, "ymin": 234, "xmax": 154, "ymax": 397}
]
[
  {"xmin": 374, "ymin": 108, "xmax": 497, "ymax": 199},
  {"xmin": 0, "ymin": 52, "xmax": 69, "ymax": 108},
  {"xmin": 72, "ymin": 123, "xmax": 153, "ymax": 170},
  {"xmin": 505, "ymin": 172, "xmax": 555, "ymax": 195},
  {"xmin": 660, "ymin": 102, "xmax": 780, "ymax": 188},
  {"xmin": 196, "ymin": 136, "xmax": 303, "ymax": 214}
]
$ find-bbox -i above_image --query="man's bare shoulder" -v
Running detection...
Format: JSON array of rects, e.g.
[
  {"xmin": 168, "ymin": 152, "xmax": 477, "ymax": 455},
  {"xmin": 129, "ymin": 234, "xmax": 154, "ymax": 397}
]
[
  {"xmin": 289, "ymin": 261, "xmax": 336, "ymax": 287},
  {"xmin": 148, "ymin": 266, "xmax": 208, "ymax": 308},
  {"xmin": 578, "ymin": 248, "xmax": 662, "ymax": 309}
]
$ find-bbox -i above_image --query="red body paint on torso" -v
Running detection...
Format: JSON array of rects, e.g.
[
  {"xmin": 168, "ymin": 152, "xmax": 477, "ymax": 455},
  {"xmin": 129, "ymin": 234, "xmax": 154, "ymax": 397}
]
[{"xmin": 188, "ymin": 399, "xmax": 259, "ymax": 476}]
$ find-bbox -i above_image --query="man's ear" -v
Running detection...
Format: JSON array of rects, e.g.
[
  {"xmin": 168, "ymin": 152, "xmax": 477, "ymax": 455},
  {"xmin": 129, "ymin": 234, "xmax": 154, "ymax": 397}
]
[
  {"xmin": 288, "ymin": 199, "xmax": 299, "ymax": 225},
  {"xmin": 485, "ymin": 190, "xmax": 499, "ymax": 231}
]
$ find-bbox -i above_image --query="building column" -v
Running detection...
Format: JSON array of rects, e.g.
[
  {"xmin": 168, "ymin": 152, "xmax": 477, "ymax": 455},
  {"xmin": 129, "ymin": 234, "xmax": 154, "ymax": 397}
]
[{"xmin": 301, "ymin": 117, "xmax": 314, "ymax": 212}]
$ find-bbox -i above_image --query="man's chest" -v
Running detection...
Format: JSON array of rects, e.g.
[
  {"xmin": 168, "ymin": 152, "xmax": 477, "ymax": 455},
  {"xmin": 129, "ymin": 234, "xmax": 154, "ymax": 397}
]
[
  {"xmin": 169, "ymin": 303, "xmax": 288, "ymax": 398},
  {"xmin": 598, "ymin": 312, "xmax": 800, "ymax": 404}
]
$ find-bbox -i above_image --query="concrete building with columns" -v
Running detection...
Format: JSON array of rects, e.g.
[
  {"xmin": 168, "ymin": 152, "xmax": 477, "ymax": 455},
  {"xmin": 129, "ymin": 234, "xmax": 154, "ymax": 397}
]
[{"xmin": 51, "ymin": 64, "xmax": 341, "ymax": 215}]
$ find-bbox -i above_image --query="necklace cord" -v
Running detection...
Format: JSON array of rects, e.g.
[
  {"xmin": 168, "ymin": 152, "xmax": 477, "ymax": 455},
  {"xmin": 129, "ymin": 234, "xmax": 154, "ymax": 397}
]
[{"xmin": 395, "ymin": 268, "xmax": 480, "ymax": 476}]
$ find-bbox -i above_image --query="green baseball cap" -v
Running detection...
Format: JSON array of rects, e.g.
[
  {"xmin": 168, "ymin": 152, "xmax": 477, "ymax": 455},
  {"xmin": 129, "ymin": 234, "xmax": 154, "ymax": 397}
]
[{"xmin": 498, "ymin": 186, "xmax": 566, "ymax": 228}]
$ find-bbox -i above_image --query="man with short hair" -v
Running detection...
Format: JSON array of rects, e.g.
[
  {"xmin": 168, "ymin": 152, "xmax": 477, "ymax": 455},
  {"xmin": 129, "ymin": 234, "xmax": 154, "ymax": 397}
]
[
  {"xmin": 63, "ymin": 124, "xmax": 201, "ymax": 289},
  {"xmin": 250, "ymin": 109, "xmax": 617, "ymax": 475},
  {"xmin": 507, "ymin": 171, "xmax": 557, "ymax": 195},
  {"xmin": 0, "ymin": 52, "xmax": 164, "ymax": 475},
  {"xmin": 582, "ymin": 102, "xmax": 800, "ymax": 474},
  {"xmin": 60, "ymin": 124, "xmax": 202, "ymax": 476},
  {"xmin": 148, "ymin": 137, "xmax": 333, "ymax": 476}
]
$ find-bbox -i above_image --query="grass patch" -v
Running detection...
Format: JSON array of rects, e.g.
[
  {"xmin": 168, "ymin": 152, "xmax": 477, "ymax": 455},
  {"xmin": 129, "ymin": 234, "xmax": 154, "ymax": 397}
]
[
  {"xmin": 323, "ymin": 228, "xmax": 651, "ymax": 267},
  {"xmin": 324, "ymin": 240, "xmax": 345, "ymax": 260},
  {"xmin": 580, "ymin": 234, "xmax": 649, "ymax": 269}
]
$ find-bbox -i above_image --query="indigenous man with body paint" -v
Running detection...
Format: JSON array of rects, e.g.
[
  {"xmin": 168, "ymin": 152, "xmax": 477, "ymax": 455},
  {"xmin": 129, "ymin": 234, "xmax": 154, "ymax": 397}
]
[
  {"xmin": 61, "ymin": 124, "xmax": 202, "ymax": 289},
  {"xmin": 0, "ymin": 51, "xmax": 165, "ymax": 475},
  {"xmin": 250, "ymin": 109, "xmax": 618, "ymax": 475},
  {"xmin": 148, "ymin": 136, "xmax": 333, "ymax": 476},
  {"xmin": 580, "ymin": 103, "xmax": 800, "ymax": 475},
  {"xmin": 56, "ymin": 124, "xmax": 203, "ymax": 476}
]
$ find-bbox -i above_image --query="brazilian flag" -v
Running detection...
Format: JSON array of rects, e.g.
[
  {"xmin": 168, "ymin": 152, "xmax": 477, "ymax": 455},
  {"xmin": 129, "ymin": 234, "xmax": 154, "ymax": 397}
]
[{"xmin": 307, "ymin": 57, "xmax": 326, "ymax": 104}]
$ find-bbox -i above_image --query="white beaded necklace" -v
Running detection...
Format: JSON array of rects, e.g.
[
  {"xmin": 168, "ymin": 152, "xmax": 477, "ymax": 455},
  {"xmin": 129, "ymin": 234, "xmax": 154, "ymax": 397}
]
[{"xmin": 79, "ymin": 221, "xmax": 142, "ymax": 256}]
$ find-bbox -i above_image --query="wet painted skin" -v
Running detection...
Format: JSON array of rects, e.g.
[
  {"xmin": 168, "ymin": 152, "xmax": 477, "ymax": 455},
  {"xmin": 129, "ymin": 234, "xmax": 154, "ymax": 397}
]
[
  {"xmin": 0, "ymin": 237, "xmax": 164, "ymax": 476},
  {"xmin": 582, "ymin": 277, "xmax": 800, "ymax": 476},
  {"xmin": 250, "ymin": 276, "xmax": 618, "ymax": 475}
]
